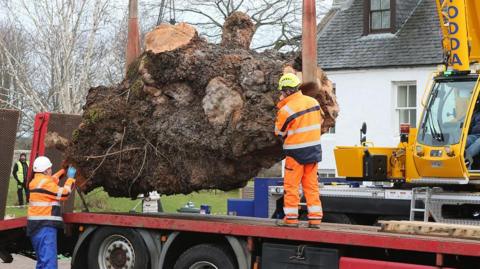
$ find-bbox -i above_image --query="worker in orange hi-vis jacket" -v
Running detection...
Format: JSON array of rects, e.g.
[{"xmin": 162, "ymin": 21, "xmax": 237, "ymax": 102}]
[
  {"xmin": 27, "ymin": 156, "xmax": 76, "ymax": 269},
  {"xmin": 274, "ymin": 73, "xmax": 323, "ymax": 228}
]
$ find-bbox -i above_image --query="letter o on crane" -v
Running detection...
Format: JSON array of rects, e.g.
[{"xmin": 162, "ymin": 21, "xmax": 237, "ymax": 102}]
[{"xmin": 448, "ymin": 6, "xmax": 458, "ymax": 19}]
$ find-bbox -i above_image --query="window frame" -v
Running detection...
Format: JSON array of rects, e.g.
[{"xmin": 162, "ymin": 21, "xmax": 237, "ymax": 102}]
[
  {"xmin": 395, "ymin": 82, "xmax": 417, "ymax": 129},
  {"xmin": 363, "ymin": 0, "xmax": 396, "ymax": 35},
  {"xmin": 327, "ymin": 83, "xmax": 337, "ymax": 134}
]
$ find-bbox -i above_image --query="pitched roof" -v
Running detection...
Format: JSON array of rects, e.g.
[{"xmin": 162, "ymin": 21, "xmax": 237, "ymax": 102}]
[{"xmin": 317, "ymin": 0, "xmax": 444, "ymax": 70}]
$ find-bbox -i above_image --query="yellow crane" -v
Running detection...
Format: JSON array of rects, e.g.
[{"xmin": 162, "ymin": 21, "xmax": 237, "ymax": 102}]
[
  {"xmin": 436, "ymin": 0, "xmax": 480, "ymax": 72},
  {"xmin": 335, "ymin": 0, "xmax": 480, "ymax": 185}
]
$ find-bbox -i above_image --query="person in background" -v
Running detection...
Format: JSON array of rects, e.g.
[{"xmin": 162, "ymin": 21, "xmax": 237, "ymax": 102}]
[
  {"xmin": 12, "ymin": 153, "xmax": 29, "ymax": 206},
  {"xmin": 28, "ymin": 156, "xmax": 76, "ymax": 269},
  {"xmin": 274, "ymin": 73, "xmax": 323, "ymax": 228},
  {"xmin": 466, "ymin": 107, "xmax": 480, "ymax": 168}
]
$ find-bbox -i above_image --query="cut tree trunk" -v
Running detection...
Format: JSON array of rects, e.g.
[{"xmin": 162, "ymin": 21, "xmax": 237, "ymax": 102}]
[{"xmin": 65, "ymin": 14, "xmax": 338, "ymax": 197}]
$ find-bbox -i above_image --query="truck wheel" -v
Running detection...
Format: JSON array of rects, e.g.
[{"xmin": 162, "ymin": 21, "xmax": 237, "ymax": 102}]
[
  {"xmin": 174, "ymin": 244, "xmax": 236, "ymax": 269},
  {"xmin": 87, "ymin": 227, "xmax": 149, "ymax": 269}
]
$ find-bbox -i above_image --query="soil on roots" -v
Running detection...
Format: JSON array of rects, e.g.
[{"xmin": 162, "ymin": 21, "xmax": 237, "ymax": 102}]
[{"xmin": 65, "ymin": 17, "xmax": 337, "ymax": 198}]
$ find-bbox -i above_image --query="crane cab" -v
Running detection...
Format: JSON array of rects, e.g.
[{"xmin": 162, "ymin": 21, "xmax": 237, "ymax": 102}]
[
  {"xmin": 412, "ymin": 72, "xmax": 480, "ymax": 183},
  {"xmin": 334, "ymin": 71, "xmax": 480, "ymax": 185}
]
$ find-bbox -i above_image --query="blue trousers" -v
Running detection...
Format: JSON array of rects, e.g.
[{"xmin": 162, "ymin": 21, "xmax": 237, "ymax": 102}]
[
  {"xmin": 30, "ymin": 226, "xmax": 58, "ymax": 269},
  {"xmin": 466, "ymin": 134, "xmax": 480, "ymax": 159}
]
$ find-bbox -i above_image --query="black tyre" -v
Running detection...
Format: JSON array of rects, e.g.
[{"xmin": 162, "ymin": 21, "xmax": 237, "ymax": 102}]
[
  {"xmin": 323, "ymin": 213, "xmax": 353, "ymax": 224},
  {"xmin": 87, "ymin": 227, "xmax": 149, "ymax": 269},
  {"xmin": 174, "ymin": 244, "xmax": 236, "ymax": 269}
]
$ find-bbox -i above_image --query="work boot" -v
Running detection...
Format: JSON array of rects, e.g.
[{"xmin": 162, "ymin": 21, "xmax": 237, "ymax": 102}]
[
  {"xmin": 308, "ymin": 219, "xmax": 322, "ymax": 229},
  {"xmin": 276, "ymin": 218, "xmax": 299, "ymax": 227}
]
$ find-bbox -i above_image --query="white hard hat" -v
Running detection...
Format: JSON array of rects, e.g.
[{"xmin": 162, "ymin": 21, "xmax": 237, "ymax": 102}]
[{"xmin": 33, "ymin": 156, "xmax": 52, "ymax": 172}]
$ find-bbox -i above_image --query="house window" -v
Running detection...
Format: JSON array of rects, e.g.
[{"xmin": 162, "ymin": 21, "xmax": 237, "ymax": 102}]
[
  {"xmin": 396, "ymin": 83, "xmax": 417, "ymax": 127},
  {"xmin": 364, "ymin": 0, "xmax": 394, "ymax": 34}
]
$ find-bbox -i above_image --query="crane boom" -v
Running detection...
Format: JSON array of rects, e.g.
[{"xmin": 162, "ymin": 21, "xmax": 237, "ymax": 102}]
[
  {"xmin": 126, "ymin": 0, "xmax": 141, "ymax": 73},
  {"xmin": 466, "ymin": 0, "xmax": 480, "ymax": 63},
  {"xmin": 435, "ymin": 0, "xmax": 480, "ymax": 71},
  {"xmin": 302, "ymin": 0, "xmax": 318, "ymax": 85}
]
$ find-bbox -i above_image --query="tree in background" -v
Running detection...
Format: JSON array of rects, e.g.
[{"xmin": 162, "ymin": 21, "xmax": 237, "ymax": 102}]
[
  {"xmin": 0, "ymin": 0, "xmax": 331, "ymax": 138},
  {"xmin": 0, "ymin": 0, "xmax": 116, "ymax": 115},
  {"xmin": 0, "ymin": 22, "xmax": 34, "ymax": 137},
  {"xmin": 146, "ymin": 0, "xmax": 329, "ymax": 51}
]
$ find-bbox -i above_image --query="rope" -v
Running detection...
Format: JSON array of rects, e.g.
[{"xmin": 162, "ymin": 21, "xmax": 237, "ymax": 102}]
[
  {"xmin": 169, "ymin": 0, "xmax": 176, "ymax": 25},
  {"xmin": 156, "ymin": 0, "xmax": 167, "ymax": 25},
  {"xmin": 157, "ymin": 0, "xmax": 176, "ymax": 25}
]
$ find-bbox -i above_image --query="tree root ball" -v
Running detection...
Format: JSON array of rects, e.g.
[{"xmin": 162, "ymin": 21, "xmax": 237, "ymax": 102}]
[{"xmin": 66, "ymin": 13, "xmax": 338, "ymax": 197}]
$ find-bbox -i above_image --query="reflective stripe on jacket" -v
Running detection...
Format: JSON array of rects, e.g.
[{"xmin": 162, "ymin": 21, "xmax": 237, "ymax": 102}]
[
  {"xmin": 275, "ymin": 91, "xmax": 323, "ymax": 164},
  {"xmin": 27, "ymin": 170, "xmax": 75, "ymax": 236}
]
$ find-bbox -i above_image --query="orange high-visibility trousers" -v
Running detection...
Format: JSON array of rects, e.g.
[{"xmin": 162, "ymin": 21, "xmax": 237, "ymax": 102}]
[{"xmin": 283, "ymin": 156, "xmax": 323, "ymax": 223}]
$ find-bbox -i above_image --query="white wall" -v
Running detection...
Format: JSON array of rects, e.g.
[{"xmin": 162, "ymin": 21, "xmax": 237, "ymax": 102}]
[{"xmin": 321, "ymin": 66, "xmax": 437, "ymax": 172}]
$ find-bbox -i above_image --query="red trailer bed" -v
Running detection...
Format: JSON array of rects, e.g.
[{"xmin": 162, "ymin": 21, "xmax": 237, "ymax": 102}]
[
  {"xmin": 0, "ymin": 217, "xmax": 26, "ymax": 232},
  {"xmin": 2, "ymin": 212, "xmax": 480, "ymax": 268},
  {"xmin": 63, "ymin": 212, "xmax": 480, "ymax": 257}
]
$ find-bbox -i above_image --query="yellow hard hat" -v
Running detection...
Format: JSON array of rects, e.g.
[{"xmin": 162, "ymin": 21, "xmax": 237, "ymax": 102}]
[{"xmin": 278, "ymin": 73, "xmax": 301, "ymax": 90}]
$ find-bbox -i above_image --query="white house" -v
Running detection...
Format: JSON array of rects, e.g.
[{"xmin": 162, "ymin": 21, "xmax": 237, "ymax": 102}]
[{"xmin": 317, "ymin": 0, "xmax": 444, "ymax": 176}]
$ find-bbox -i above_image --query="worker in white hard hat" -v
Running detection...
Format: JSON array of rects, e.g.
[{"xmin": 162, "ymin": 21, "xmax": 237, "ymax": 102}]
[{"xmin": 27, "ymin": 156, "xmax": 76, "ymax": 269}]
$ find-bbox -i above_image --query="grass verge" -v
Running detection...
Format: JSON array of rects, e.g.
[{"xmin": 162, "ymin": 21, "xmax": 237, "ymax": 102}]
[{"xmin": 5, "ymin": 177, "xmax": 240, "ymax": 217}]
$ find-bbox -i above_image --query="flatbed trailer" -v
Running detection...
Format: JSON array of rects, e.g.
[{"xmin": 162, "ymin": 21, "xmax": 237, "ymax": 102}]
[
  {"xmin": 2, "ymin": 212, "xmax": 480, "ymax": 268},
  {"xmin": 276, "ymin": 184, "xmax": 480, "ymax": 225},
  {"xmin": 1, "ymin": 110, "xmax": 480, "ymax": 268},
  {"xmin": 229, "ymin": 177, "xmax": 480, "ymax": 226}
]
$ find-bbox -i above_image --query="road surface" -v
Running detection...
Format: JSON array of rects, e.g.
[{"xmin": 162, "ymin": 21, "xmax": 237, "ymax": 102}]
[{"xmin": 1, "ymin": 254, "xmax": 70, "ymax": 268}]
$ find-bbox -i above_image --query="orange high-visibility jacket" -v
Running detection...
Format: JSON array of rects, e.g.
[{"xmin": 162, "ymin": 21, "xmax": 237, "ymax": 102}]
[
  {"xmin": 27, "ymin": 169, "xmax": 75, "ymax": 236},
  {"xmin": 275, "ymin": 91, "xmax": 323, "ymax": 164}
]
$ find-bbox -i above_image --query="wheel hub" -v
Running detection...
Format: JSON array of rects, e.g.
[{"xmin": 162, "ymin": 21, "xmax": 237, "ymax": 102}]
[
  {"xmin": 98, "ymin": 235, "xmax": 135, "ymax": 269},
  {"xmin": 110, "ymin": 247, "xmax": 127, "ymax": 267}
]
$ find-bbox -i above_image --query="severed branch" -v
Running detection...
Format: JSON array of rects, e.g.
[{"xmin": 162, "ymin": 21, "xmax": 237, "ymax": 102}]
[{"xmin": 85, "ymin": 147, "xmax": 142, "ymax": 160}]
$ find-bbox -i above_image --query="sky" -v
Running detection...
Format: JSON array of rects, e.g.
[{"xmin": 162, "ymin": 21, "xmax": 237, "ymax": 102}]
[
  {"xmin": 1, "ymin": 0, "xmax": 334, "ymax": 51},
  {"xmin": 134, "ymin": 0, "xmax": 334, "ymax": 50}
]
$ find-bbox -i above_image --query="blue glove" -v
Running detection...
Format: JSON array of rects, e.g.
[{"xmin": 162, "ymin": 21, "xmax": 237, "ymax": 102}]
[{"xmin": 67, "ymin": 166, "xmax": 77, "ymax": 179}]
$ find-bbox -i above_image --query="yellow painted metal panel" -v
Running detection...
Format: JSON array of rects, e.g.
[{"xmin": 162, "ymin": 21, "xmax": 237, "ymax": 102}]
[
  {"xmin": 405, "ymin": 129, "xmax": 420, "ymax": 181},
  {"xmin": 334, "ymin": 147, "xmax": 364, "ymax": 178},
  {"xmin": 412, "ymin": 144, "xmax": 465, "ymax": 178},
  {"xmin": 334, "ymin": 146, "xmax": 398, "ymax": 178},
  {"xmin": 466, "ymin": 0, "xmax": 480, "ymax": 63}
]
